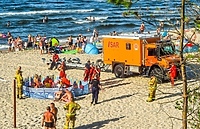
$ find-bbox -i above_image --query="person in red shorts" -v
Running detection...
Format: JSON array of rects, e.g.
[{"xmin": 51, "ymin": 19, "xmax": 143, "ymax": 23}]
[{"xmin": 169, "ymin": 63, "xmax": 177, "ymax": 87}]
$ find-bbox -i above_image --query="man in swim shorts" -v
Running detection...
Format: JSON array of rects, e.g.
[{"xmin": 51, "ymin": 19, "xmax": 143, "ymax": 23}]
[
  {"xmin": 50, "ymin": 103, "xmax": 58, "ymax": 129},
  {"xmin": 41, "ymin": 106, "xmax": 56, "ymax": 129}
]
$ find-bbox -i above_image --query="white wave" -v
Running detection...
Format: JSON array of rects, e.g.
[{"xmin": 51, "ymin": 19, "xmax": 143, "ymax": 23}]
[
  {"xmin": 74, "ymin": 20, "xmax": 91, "ymax": 24},
  {"xmin": 86, "ymin": 16, "xmax": 108, "ymax": 21},
  {"xmin": 0, "ymin": 44, "xmax": 9, "ymax": 50},
  {"xmin": 0, "ymin": 9, "xmax": 95, "ymax": 16},
  {"xmin": 93, "ymin": 0, "xmax": 104, "ymax": 2},
  {"xmin": 72, "ymin": 17, "xmax": 77, "ymax": 20}
]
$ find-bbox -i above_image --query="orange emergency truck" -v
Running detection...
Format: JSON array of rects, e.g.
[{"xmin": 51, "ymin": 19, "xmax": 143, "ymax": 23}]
[{"xmin": 99, "ymin": 33, "xmax": 181, "ymax": 83}]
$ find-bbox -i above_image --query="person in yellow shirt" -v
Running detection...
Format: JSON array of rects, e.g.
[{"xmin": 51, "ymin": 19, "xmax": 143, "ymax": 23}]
[
  {"xmin": 146, "ymin": 75, "xmax": 157, "ymax": 102},
  {"xmin": 63, "ymin": 97, "xmax": 81, "ymax": 129},
  {"xmin": 15, "ymin": 70, "xmax": 23, "ymax": 99}
]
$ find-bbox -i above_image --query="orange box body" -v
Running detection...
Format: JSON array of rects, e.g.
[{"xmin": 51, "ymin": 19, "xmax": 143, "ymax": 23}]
[{"xmin": 103, "ymin": 36, "xmax": 160, "ymax": 66}]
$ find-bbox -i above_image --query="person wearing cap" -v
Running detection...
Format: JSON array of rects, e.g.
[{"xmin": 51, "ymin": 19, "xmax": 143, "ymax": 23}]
[
  {"xmin": 63, "ymin": 97, "xmax": 81, "ymax": 129},
  {"xmin": 146, "ymin": 75, "xmax": 157, "ymax": 102},
  {"xmin": 169, "ymin": 63, "xmax": 177, "ymax": 87},
  {"xmin": 15, "ymin": 70, "xmax": 24, "ymax": 99}
]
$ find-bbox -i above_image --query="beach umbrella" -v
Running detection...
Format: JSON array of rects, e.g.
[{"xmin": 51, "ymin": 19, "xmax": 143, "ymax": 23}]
[{"xmin": 50, "ymin": 37, "xmax": 59, "ymax": 47}]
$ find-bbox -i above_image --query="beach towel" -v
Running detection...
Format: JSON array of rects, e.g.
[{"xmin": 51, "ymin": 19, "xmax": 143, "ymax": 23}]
[{"xmin": 62, "ymin": 50, "xmax": 78, "ymax": 54}]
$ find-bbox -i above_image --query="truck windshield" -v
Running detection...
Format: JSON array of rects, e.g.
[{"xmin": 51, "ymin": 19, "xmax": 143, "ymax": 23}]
[{"xmin": 160, "ymin": 44, "xmax": 175, "ymax": 56}]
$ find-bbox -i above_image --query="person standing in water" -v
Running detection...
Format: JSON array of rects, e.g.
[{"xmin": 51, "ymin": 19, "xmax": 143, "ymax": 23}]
[
  {"xmin": 139, "ymin": 22, "xmax": 145, "ymax": 33},
  {"xmin": 6, "ymin": 21, "xmax": 11, "ymax": 27},
  {"xmin": 43, "ymin": 16, "xmax": 48, "ymax": 23}
]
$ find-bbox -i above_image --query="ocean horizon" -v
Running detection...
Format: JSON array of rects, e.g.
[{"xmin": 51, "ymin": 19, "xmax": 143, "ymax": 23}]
[{"xmin": 0, "ymin": 0, "xmax": 199, "ymax": 50}]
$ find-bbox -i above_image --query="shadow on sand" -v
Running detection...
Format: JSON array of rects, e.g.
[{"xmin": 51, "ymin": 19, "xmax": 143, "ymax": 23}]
[
  {"xmin": 76, "ymin": 116, "xmax": 125, "ymax": 129},
  {"xmin": 105, "ymin": 82, "xmax": 131, "ymax": 89},
  {"xmin": 101, "ymin": 79, "xmax": 124, "ymax": 86},
  {"xmin": 98, "ymin": 94, "xmax": 135, "ymax": 104},
  {"xmin": 156, "ymin": 92, "xmax": 182, "ymax": 101},
  {"xmin": 101, "ymin": 77, "xmax": 120, "ymax": 82}
]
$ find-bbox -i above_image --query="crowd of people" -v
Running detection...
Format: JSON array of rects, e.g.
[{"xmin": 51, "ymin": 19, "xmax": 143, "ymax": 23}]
[
  {"xmin": 64, "ymin": 29, "xmax": 99, "ymax": 54},
  {"xmin": 15, "ymin": 63, "xmax": 178, "ymax": 128},
  {"xmin": 5, "ymin": 31, "xmax": 50, "ymax": 54},
  {"xmin": 3, "ymin": 27, "xmax": 100, "ymax": 56},
  {"xmin": 15, "ymin": 53, "xmax": 105, "ymax": 128}
]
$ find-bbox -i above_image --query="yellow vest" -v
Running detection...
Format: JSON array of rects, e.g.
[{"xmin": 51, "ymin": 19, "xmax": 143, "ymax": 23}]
[
  {"xmin": 64, "ymin": 101, "xmax": 81, "ymax": 116},
  {"xmin": 16, "ymin": 74, "xmax": 23, "ymax": 86}
]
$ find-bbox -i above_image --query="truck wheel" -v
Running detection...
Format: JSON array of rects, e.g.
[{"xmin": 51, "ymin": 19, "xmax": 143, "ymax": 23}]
[
  {"xmin": 150, "ymin": 67, "xmax": 163, "ymax": 84},
  {"xmin": 114, "ymin": 64, "xmax": 124, "ymax": 78}
]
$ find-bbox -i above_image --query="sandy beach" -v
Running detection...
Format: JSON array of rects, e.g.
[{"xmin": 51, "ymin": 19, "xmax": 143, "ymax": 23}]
[{"xmin": 0, "ymin": 29, "xmax": 199, "ymax": 129}]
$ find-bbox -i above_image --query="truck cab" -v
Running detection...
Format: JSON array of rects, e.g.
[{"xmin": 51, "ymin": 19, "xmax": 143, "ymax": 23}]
[{"xmin": 144, "ymin": 40, "xmax": 180, "ymax": 82}]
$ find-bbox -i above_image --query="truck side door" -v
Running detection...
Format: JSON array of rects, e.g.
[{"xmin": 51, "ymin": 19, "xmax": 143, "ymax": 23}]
[{"xmin": 145, "ymin": 47, "xmax": 157, "ymax": 66}]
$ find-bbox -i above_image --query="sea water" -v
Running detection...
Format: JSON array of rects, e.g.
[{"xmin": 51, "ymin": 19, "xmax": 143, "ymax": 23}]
[{"xmin": 0, "ymin": 0, "xmax": 198, "ymax": 49}]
